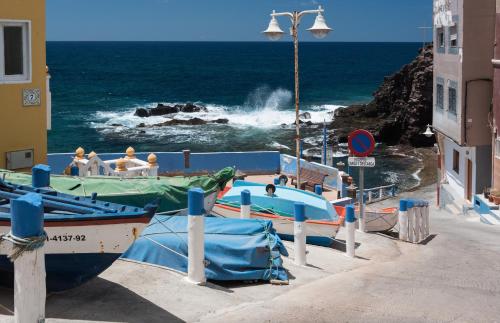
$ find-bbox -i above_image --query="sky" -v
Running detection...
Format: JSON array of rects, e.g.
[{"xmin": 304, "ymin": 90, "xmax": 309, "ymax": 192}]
[{"xmin": 46, "ymin": 0, "xmax": 433, "ymax": 42}]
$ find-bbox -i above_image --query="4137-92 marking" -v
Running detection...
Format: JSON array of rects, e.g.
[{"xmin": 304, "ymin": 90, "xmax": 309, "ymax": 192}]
[{"xmin": 46, "ymin": 235, "xmax": 87, "ymax": 242}]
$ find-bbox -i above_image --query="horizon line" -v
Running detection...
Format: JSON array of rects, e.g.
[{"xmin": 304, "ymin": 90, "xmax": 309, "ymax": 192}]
[{"xmin": 46, "ymin": 40, "xmax": 430, "ymax": 43}]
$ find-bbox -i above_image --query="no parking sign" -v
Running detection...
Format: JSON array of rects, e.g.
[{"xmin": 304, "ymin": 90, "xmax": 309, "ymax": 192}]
[{"xmin": 348, "ymin": 129, "xmax": 375, "ymax": 157}]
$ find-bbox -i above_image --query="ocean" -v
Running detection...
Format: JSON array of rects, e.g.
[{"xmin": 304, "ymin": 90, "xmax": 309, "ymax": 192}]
[{"xmin": 47, "ymin": 41, "xmax": 424, "ymax": 189}]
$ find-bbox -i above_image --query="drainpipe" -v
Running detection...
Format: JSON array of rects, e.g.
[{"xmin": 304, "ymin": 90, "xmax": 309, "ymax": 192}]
[{"xmin": 463, "ymin": 78, "xmax": 492, "ymax": 145}]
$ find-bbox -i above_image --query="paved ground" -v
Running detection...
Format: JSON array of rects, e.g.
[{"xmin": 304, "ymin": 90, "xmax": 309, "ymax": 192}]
[{"xmin": 1, "ymin": 185, "xmax": 500, "ymax": 322}]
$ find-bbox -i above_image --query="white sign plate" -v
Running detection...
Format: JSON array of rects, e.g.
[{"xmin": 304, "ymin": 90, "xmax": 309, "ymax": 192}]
[{"xmin": 348, "ymin": 157, "xmax": 375, "ymax": 167}]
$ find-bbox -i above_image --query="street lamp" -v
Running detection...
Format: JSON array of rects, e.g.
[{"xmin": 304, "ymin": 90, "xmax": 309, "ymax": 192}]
[
  {"xmin": 423, "ymin": 124, "xmax": 434, "ymax": 138},
  {"xmin": 263, "ymin": 5, "xmax": 332, "ymax": 188}
]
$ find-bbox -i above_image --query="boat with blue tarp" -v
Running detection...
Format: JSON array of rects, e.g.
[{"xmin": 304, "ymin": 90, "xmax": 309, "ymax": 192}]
[
  {"xmin": 213, "ymin": 180, "xmax": 343, "ymax": 246},
  {"xmin": 122, "ymin": 215, "xmax": 289, "ymax": 282}
]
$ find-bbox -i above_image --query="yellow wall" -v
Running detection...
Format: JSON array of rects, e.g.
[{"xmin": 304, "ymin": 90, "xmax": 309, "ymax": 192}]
[{"xmin": 0, "ymin": 0, "xmax": 47, "ymax": 169}]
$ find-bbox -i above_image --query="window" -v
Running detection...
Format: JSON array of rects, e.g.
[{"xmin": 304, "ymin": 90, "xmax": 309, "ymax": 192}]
[
  {"xmin": 437, "ymin": 27, "xmax": 445, "ymax": 48},
  {"xmin": 436, "ymin": 84, "xmax": 444, "ymax": 109},
  {"xmin": 449, "ymin": 25, "xmax": 458, "ymax": 48},
  {"xmin": 0, "ymin": 21, "xmax": 30, "ymax": 83},
  {"xmin": 448, "ymin": 87, "xmax": 457, "ymax": 114},
  {"xmin": 453, "ymin": 149, "xmax": 460, "ymax": 174}
]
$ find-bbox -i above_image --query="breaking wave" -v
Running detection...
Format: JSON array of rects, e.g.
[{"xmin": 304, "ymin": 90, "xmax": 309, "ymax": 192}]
[{"xmin": 90, "ymin": 87, "xmax": 344, "ymax": 132}]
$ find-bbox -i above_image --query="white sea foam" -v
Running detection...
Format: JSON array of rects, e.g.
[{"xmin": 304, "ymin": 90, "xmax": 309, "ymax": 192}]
[
  {"xmin": 267, "ymin": 141, "xmax": 291, "ymax": 150},
  {"xmin": 90, "ymin": 88, "xmax": 345, "ymax": 132}
]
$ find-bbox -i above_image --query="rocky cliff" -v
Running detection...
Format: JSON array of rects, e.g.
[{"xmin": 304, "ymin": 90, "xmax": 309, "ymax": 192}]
[{"xmin": 330, "ymin": 44, "xmax": 434, "ymax": 147}]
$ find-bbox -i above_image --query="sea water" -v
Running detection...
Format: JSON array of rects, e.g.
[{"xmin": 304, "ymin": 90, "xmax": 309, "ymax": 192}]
[{"xmin": 47, "ymin": 41, "xmax": 423, "ymax": 189}]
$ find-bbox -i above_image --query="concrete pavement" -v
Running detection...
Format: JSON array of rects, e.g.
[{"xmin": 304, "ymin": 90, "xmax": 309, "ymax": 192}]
[{"xmin": 1, "ymin": 185, "xmax": 500, "ymax": 322}]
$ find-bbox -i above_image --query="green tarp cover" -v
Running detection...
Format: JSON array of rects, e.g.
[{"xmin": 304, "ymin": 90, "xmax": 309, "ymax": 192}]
[{"xmin": 0, "ymin": 167, "xmax": 234, "ymax": 213}]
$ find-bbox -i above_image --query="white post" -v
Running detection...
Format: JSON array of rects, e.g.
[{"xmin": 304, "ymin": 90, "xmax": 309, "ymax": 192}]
[
  {"xmin": 186, "ymin": 188, "xmax": 206, "ymax": 285},
  {"xmin": 240, "ymin": 190, "xmax": 251, "ymax": 219},
  {"xmin": 407, "ymin": 200, "xmax": 415, "ymax": 243},
  {"xmin": 368, "ymin": 191, "xmax": 372, "ymax": 203},
  {"xmin": 398, "ymin": 199, "xmax": 408, "ymax": 241},
  {"xmin": 379, "ymin": 188, "xmax": 384, "ymax": 201},
  {"xmin": 414, "ymin": 202, "xmax": 421, "ymax": 243},
  {"xmin": 294, "ymin": 202, "xmax": 307, "ymax": 266},
  {"xmin": 345, "ymin": 204, "xmax": 356, "ymax": 258},
  {"xmin": 10, "ymin": 192, "xmax": 46, "ymax": 323}
]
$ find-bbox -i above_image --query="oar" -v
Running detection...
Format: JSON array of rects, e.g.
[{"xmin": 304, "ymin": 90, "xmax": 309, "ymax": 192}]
[{"xmin": 0, "ymin": 190, "xmax": 99, "ymax": 215}]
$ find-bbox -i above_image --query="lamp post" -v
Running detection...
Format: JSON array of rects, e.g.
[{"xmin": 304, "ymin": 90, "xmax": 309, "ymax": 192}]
[{"xmin": 263, "ymin": 6, "xmax": 332, "ymax": 188}]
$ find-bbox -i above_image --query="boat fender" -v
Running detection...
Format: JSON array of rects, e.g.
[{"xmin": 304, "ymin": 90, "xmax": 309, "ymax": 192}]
[
  {"xmin": 278, "ymin": 175, "xmax": 288, "ymax": 185},
  {"xmin": 265, "ymin": 184, "xmax": 276, "ymax": 196}
]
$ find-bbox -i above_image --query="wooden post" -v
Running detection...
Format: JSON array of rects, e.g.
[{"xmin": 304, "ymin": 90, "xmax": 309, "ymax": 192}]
[
  {"xmin": 294, "ymin": 202, "xmax": 306, "ymax": 266},
  {"xmin": 407, "ymin": 200, "xmax": 415, "ymax": 243},
  {"xmin": 398, "ymin": 199, "xmax": 408, "ymax": 241},
  {"xmin": 32, "ymin": 164, "xmax": 50, "ymax": 188},
  {"xmin": 10, "ymin": 193, "xmax": 46, "ymax": 323},
  {"xmin": 292, "ymin": 12, "xmax": 301, "ymax": 189},
  {"xmin": 186, "ymin": 188, "xmax": 206, "ymax": 285},
  {"xmin": 345, "ymin": 204, "xmax": 356, "ymax": 258},
  {"xmin": 240, "ymin": 190, "xmax": 251, "ymax": 219}
]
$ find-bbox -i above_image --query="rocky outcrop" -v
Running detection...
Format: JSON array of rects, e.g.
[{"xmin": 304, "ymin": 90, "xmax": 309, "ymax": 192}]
[
  {"xmin": 149, "ymin": 118, "xmax": 229, "ymax": 127},
  {"xmin": 330, "ymin": 45, "xmax": 434, "ymax": 147},
  {"xmin": 134, "ymin": 103, "xmax": 207, "ymax": 117}
]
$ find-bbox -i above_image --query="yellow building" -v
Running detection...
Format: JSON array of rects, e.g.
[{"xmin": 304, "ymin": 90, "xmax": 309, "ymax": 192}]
[{"xmin": 0, "ymin": 0, "xmax": 48, "ymax": 170}]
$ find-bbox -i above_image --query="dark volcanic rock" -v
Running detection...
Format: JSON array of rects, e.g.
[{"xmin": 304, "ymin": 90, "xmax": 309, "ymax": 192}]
[
  {"xmin": 330, "ymin": 45, "xmax": 435, "ymax": 147},
  {"xmin": 150, "ymin": 104, "xmax": 179, "ymax": 116},
  {"xmin": 299, "ymin": 112, "xmax": 311, "ymax": 120},
  {"xmin": 134, "ymin": 103, "xmax": 207, "ymax": 118},
  {"xmin": 134, "ymin": 108, "xmax": 149, "ymax": 117},
  {"xmin": 154, "ymin": 118, "xmax": 207, "ymax": 126},
  {"xmin": 213, "ymin": 118, "xmax": 229, "ymax": 124},
  {"xmin": 180, "ymin": 103, "xmax": 207, "ymax": 113}
]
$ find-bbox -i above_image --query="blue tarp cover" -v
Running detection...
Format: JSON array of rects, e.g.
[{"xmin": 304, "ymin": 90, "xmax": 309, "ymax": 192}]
[{"xmin": 122, "ymin": 215, "xmax": 289, "ymax": 281}]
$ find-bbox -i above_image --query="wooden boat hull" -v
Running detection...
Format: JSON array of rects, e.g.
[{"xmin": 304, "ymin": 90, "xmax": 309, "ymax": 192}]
[
  {"xmin": 0, "ymin": 217, "xmax": 149, "ymax": 291},
  {"xmin": 362, "ymin": 208, "xmax": 398, "ymax": 232},
  {"xmin": 333, "ymin": 205, "xmax": 399, "ymax": 232},
  {"xmin": 213, "ymin": 203, "xmax": 343, "ymax": 246}
]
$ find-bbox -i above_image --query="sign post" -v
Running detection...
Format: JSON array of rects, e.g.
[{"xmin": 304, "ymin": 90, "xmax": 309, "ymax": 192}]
[{"xmin": 348, "ymin": 129, "xmax": 376, "ymax": 232}]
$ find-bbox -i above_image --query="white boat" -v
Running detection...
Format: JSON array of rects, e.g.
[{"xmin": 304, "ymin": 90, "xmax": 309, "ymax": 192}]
[
  {"xmin": 213, "ymin": 181, "xmax": 343, "ymax": 246},
  {"xmin": 332, "ymin": 205, "xmax": 399, "ymax": 232},
  {"xmin": 0, "ymin": 180, "xmax": 156, "ymax": 291}
]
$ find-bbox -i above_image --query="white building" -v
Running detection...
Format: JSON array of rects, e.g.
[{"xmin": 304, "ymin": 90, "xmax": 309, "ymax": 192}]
[{"xmin": 433, "ymin": 0, "xmax": 495, "ymax": 212}]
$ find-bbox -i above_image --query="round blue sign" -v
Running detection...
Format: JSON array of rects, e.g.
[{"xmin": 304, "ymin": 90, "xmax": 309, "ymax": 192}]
[{"xmin": 348, "ymin": 129, "xmax": 375, "ymax": 157}]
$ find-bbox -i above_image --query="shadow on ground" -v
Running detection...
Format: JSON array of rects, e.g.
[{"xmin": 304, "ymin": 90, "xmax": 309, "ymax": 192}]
[{"xmin": 1, "ymin": 278, "xmax": 184, "ymax": 323}]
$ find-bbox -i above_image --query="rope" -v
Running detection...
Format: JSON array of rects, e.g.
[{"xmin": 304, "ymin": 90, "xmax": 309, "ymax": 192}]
[{"xmin": 0, "ymin": 231, "xmax": 47, "ymax": 261}]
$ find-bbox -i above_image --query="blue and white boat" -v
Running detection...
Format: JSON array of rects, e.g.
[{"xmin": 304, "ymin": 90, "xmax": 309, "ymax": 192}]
[
  {"xmin": 214, "ymin": 181, "xmax": 343, "ymax": 246},
  {"xmin": 0, "ymin": 180, "xmax": 157, "ymax": 292}
]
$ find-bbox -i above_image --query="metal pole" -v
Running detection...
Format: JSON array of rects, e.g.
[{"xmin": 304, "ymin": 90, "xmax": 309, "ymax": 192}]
[
  {"xmin": 293, "ymin": 12, "xmax": 301, "ymax": 189},
  {"xmin": 358, "ymin": 167, "xmax": 365, "ymax": 232},
  {"xmin": 322, "ymin": 121, "xmax": 327, "ymax": 165}
]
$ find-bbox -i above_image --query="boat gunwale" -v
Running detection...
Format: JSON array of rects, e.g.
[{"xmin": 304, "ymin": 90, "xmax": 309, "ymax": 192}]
[{"xmin": 214, "ymin": 203, "xmax": 344, "ymax": 226}]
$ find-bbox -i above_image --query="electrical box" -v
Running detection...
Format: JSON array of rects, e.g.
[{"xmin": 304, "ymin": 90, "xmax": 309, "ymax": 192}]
[{"xmin": 6, "ymin": 149, "xmax": 34, "ymax": 170}]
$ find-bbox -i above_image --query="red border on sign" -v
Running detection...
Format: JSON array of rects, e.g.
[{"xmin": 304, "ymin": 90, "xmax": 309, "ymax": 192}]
[{"xmin": 348, "ymin": 129, "xmax": 375, "ymax": 157}]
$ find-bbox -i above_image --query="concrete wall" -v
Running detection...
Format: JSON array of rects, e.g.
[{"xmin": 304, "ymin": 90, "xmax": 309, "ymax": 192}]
[
  {"xmin": 442, "ymin": 136, "xmax": 491, "ymax": 200},
  {"xmin": 433, "ymin": 0, "xmax": 463, "ymax": 143},
  {"xmin": 47, "ymin": 151, "xmax": 281, "ymax": 176},
  {"xmin": 0, "ymin": 0, "xmax": 47, "ymax": 169}
]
